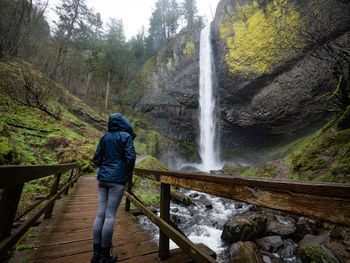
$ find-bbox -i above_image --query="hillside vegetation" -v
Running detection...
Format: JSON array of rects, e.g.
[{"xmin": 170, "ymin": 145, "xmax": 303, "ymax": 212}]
[
  {"xmin": 223, "ymin": 108, "xmax": 350, "ymax": 183},
  {"xmin": 0, "ymin": 57, "xmax": 170, "ymax": 215},
  {"xmin": 0, "ymin": 58, "xmax": 102, "ymax": 170},
  {"xmin": 0, "ymin": 58, "xmax": 168, "ymax": 169}
]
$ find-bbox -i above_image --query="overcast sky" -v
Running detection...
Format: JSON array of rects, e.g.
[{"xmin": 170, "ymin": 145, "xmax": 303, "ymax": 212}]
[{"xmin": 46, "ymin": 0, "xmax": 220, "ymax": 40}]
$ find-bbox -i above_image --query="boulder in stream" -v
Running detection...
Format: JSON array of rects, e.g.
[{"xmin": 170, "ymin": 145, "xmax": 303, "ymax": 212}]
[
  {"xmin": 228, "ymin": 241, "xmax": 264, "ymax": 263},
  {"xmin": 295, "ymin": 217, "xmax": 320, "ymax": 240},
  {"xmin": 256, "ymin": 236, "xmax": 283, "ymax": 252},
  {"xmin": 297, "ymin": 233, "xmax": 341, "ymax": 263},
  {"xmin": 267, "ymin": 215, "xmax": 296, "ymax": 238},
  {"xmin": 221, "ymin": 212, "xmax": 267, "ymax": 244}
]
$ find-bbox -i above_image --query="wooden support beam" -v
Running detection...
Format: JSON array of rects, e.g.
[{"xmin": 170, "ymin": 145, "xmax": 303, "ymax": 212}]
[
  {"xmin": 124, "ymin": 191, "xmax": 217, "ymax": 263},
  {"xmin": 125, "ymin": 181, "xmax": 132, "ymax": 212},
  {"xmin": 133, "ymin": 169, "xmax": 350, "ymax": 226},
  {"xmin": 44, "ymin": 173, "xmax": 62, "ymax": 219},
  {"xmin": 64, "ymin": 169, "xmax": 74, "ymax": 195},
  {"xmin": 159, "ymin": 183, "xmax": 170, "ymax": 260},
  {"xmin": 0, "ymin": 184, "xmax": 24, "ymax": 242}
]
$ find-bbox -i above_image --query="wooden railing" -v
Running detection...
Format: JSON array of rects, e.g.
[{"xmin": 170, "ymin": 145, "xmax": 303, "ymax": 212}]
[
  {"xmin": 0, "ymin": 164, "xmax": 81, "ymax": 259},
  {"xmin": 125, "ymin": 168, "xmax": 350, "ymax": 263}
]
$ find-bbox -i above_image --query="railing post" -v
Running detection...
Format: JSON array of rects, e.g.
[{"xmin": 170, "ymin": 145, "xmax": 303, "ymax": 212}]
[
  {"xmin": 64, "ymin": 169, "xmax": 73, "ymax": 195},
  {"xmin": 159, "ymin": 183, "xmax": 170, "ymax": 260},
  {"xmin": 0, "ymin": 183, "xmax": 24, "ymax": 242},
  {"xmin": 125, "ymin": 181, "xmax": 132, "ymax": 211},
  {"xmin": 44, "ymin": 173, "xmax": 61, "ymax": 219}
]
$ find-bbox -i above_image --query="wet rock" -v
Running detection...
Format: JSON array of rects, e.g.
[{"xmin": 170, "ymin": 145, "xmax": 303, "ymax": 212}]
[
  {"xmin": 298, "ymin": 233, "xmax": 329, "ymax": 250},
  {"xmin": 262, "ymin": 255, "xmax": 272, "ymax": 263},
  {"xmin": 221, "ymin": 212, "xmax": 267, "ymax": 244},
  {"xmin": 179, "ymin": 166, "xmax": 202, "ymax": 173},
  {"xmin": 267, "ymin": 216, "xmax": 296, "ymax": 237},
  {"xmin": 210, "ymin": 169, "xmax": 223, "ymax": 175},
  {"xmin": 170, "ymin": 189, "xmax": 192, "ymax": 205},
  {"xmin": 256, "ymin": 236, "xmax": 283, "ymax": 252},
  {"xmin": 320, "ymin": 245, "xmax": 340, "ymax": 263},
  {"xmin": 236, "ymin": 203, "xmax": 243, "ymax": 209},
  {"xmin": 279, "ymin": 241, "xmax": 297, "ymax": 259},
  {"xmin": 295, "ymin": 217, "xmax": 320, "ymax": 240},
  {"xmin": 249, "ymin": 205, "xmax": 263, "ymax": 212},
  {"xmin": 228, "ymin": 241, "xmax": 263, "ymax": 263},
  {"xmin": 171, "ymin": 208, "xmax": 178, "ymax": 213},
  {"xmin": 212, "ymin": 221, "xmax": 219, "ymax": 228},
  {"xmin": 205, "ymin": 204, "xmax": 213, "ymax": 210},
  {"xmin": 297, "ymin": 233, "xmax": 339, "ymax": 262},
  {"xmin": 189, "ymin": 193, "xmax": 198, "ymax": 198},
  {"xmin": 171, "ymin": 214, "xmax": 181, "ymax": 225},
  {"xmin": 222, "ymin": 162, "xmax": 243, "ymax": 175},
  {"xmin": 330, "ymin": 225, "xmax": 346, "ymax": 240}
]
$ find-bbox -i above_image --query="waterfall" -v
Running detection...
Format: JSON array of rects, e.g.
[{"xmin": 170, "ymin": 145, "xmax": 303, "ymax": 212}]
[{"xmin": 198, "ymin": 24, "xmax": 221, "ymax": 172}]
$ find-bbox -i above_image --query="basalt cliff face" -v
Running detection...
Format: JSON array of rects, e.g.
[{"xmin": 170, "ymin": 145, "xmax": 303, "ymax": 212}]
[
  {"xmin": 120, "ymin": 30, "xmax": 201, "ymax": 143},
  {"xmin": 120, "ymin": 0, "xmax": 350, "ymax": 154},
  {"xmin": 211, "ymin": 0, "xmax": 350, "ymax": 148}
]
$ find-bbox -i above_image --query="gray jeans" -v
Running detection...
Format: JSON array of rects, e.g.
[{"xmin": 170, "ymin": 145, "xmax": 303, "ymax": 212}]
[{"xmin": 93, "ymin": 180, "xmax": 125, "ymax": 247}]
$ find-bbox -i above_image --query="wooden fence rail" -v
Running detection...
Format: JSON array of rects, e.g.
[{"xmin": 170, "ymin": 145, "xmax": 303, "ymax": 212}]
[
  {"xmin": 125, "ymin": 167, "xmax": 350, "ymax": 263},
  {"xmin": 0, "ymin": 164, "xmax": 80, "ymax": 259}
]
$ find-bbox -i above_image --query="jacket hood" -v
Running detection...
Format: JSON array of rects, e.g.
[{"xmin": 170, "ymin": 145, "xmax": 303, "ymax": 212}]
[{"xmin": 108, "ymin": 113, "xmax": 136, "ymax": 139}]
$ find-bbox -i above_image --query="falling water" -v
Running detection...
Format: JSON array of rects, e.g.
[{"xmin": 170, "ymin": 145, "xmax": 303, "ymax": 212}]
[{"xmin": 198, "ymin": 24, "xmax": 221, "ymax": 172}]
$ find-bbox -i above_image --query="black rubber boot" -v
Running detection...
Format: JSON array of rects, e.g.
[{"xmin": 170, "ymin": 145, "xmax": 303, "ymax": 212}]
[
  {"xmin": 98, "ymin": 245, "xmax": 118, "ymax": 263},
  {"xmin": 91, "ymin": 244, "xmax": 101, "ymax": 263}
]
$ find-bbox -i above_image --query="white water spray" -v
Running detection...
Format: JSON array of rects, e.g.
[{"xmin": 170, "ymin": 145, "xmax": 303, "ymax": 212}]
[{"xmin": 198, "ymin": 24, "xmax": 221, "ymax": 172}]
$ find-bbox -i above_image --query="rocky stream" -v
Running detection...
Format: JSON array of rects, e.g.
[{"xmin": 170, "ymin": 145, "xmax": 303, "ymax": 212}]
[{"xmin": 137, "ymin": 188, "xmax": 350, "ymax": 263}]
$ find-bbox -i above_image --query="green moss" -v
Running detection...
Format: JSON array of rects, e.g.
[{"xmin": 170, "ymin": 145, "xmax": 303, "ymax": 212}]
[
  {"xmin": 220, "ymin": 0, "xmax": 305, "ymax": 76},
  {"xmin": 285, "ymin": 117, "xmax": 350, "ymax": 183},
  {"xmin": 136, "ymin": 156, "xmax": 168, "ymax": 171},
  {"xmin": 183, "ymin": 41, "xmax": 195, "ymax": 58},
  {"xmin": 240, "ymin": 167, "xmax": 257, "ymax": 177},
  {"xmin": 132, "ymin": 156, "xmax": 168, "ymax": 207},
  {"xmin": 298, "ymin": 244, "xmax": 337, "ymax": 263},
  {"xmin": 336, "ymin": 105, "xmax": 350, "ymax": 130},
  {"xmin": 176, "ymin": 141, "xmax": 198, "ymax": 161},
  {"xmin": 119, "ymin": 56, "xmax": 157, "ymax": 105}
]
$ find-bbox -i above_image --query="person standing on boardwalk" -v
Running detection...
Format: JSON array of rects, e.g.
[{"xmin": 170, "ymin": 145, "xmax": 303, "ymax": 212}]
[{"xmin": 91, "ymin": 113, "xmax": 136, "ymax": 263}]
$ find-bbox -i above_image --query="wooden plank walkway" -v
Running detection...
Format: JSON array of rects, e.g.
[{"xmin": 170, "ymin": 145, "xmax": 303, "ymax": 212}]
[{"xmin": 12, "ymin": 176, "xmax": 214, "ymax": 263}]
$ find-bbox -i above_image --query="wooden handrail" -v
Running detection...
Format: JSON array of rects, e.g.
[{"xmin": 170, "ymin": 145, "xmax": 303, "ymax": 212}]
[
  {"xmin": 124, "ymin": 167, "xmax": 350, "ymax": 262},
  {"xmin": 133, "ymin": 168, "xmax": 350, "ymax": 198},
  {"xmin": 0, "ymin": 163, "xmax": 78, "ymax": 188},
  {"xmin": 132, "ymin": 168, "xmax": 350, "ymax": 226},
  {"xmin": 0, "ymin": 164, "xmax": 81, "ymax": 260},
  {"xmin": 0, "ymin": 169, "xmax": 81, "ymax": 258},
  {"xmin": 124, "ymin": 191, "xmax": 217, "ymax": 263}
]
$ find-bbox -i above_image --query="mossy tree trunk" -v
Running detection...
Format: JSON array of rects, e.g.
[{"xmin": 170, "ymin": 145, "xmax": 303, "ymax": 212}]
[{"xmin": 105, "ymin": 70, "xmax": 111, "ymax": 111}]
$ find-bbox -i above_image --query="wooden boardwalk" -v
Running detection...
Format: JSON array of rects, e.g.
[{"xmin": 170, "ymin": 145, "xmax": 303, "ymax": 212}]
[{"xmin": 14, "ymin": 176, "xmax": 208, "ymax": 263}]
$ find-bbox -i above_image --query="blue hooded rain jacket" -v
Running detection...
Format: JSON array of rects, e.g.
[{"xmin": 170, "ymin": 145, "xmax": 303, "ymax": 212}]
[{"xmin": 93, "ymin": 113, "xmax": 136, "ymax": 183}]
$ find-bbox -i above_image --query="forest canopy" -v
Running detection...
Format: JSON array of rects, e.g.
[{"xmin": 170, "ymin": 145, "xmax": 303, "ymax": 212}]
[{"xmin": 0, "ymin": 0, "xmax": 204, "ymax": 112}]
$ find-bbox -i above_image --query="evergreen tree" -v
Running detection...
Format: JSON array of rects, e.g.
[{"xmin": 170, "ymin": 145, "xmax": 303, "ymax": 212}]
[
  {"xmin": 51, "ymin": 0, "xmax": 89, "ymax": 80},
  {"xmin": 182, "ymin": 0, "xmax": 203, "ymax": 29},
  {"xmin": 149, "ymin": 0, "xmax": 180, "ymax": 51}
]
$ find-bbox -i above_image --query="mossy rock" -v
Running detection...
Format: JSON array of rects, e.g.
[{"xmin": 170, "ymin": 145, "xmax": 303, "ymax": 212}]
[
  {"xmin": 0, "ymin": 136, "xmax": 20, "ymax": 164},
  {"xmin": 336, "ymin": 106, "xmax": 350, "ymax": 130},
  {"xmin": 136, "ymin": 156, "xmax": 168, "ymax": 171},
  {"xmin": 297, "ymin": 244, "xmax": 338, "ymax": 263}
]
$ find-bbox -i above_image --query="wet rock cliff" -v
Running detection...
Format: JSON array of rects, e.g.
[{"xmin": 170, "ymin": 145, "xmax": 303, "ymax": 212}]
[
  {"xmin": 120, "ymin": 30, "xmax": 201, "ymax": 143},
  {"xmin": 120, "ymin": 0, "xmax": 350, "ymax": 156}
]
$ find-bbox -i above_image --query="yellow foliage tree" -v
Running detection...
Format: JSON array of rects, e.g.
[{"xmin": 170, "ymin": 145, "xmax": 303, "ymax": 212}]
[{"xmin": 220, "ymin": 0, "xmax": 306, "ymax": 76}]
